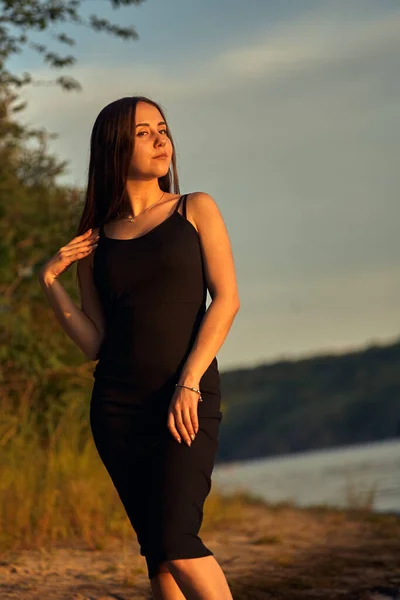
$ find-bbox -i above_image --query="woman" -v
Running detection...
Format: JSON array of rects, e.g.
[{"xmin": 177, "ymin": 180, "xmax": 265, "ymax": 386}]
[{"xmin": 39, "ymin": 96, "xmax": 240, "ymax": 599}]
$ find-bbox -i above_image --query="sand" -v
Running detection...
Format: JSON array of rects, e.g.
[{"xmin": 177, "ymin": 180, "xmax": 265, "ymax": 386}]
[{"xmin": 0, "ymin": 500, "xmax": 399, "ymax": 599}]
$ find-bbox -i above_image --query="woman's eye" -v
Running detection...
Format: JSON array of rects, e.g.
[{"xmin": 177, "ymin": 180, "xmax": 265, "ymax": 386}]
[{"xmin": 137, "ymin": 129, "xmax": 168, "ymax": 137}]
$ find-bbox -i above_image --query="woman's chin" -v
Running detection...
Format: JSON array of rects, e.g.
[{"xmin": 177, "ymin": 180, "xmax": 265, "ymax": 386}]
[{"xmin": 152, "ymin": 165, "xmax": 170, "ymax": 177}]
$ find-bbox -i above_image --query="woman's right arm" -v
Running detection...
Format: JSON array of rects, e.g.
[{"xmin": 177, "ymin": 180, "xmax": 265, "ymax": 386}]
[{"xmin": 38, "ymin": 227, "xmax": 105, "ymax": 361}]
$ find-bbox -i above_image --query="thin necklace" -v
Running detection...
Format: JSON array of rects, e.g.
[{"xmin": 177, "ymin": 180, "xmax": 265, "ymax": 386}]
[{"xmin": 120, "ymin": 190, "xmax": 166, "ymax": 223}]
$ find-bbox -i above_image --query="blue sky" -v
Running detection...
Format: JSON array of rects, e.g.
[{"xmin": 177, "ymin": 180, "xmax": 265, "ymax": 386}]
[{"xmin": 12, "ymin": 0, "xmax": 400, "ymax": 370}]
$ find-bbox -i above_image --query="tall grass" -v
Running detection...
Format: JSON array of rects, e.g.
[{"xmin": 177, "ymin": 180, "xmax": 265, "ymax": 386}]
[
  {"xmin": 1, "ymin": 391, "xmax": 383, "ymax": 554},
  {"xmin": 0, "ymin": 393, "xmax": 130, "ymax": 552},
  {"xmin": 0, "ymin": 394, "xmax": 248, "ymax": 553}
]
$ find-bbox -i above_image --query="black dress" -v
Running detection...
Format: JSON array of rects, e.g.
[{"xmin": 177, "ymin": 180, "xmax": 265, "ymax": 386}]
[{"xmin": 90, "ymin": 193, "xmax": 223, "ymax": 580}]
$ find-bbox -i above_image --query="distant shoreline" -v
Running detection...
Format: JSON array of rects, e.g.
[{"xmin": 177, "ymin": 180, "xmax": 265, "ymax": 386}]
[{"xmin": 214, "ymin": 438, "xmax": 400, "ymax": 515}]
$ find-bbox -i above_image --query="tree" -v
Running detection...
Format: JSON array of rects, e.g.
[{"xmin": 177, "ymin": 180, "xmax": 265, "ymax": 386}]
[
  {"xmin": 0, "ymin": 0, "xmax": 145, "ymax": 92},
  {"xmin": 0, "ymin": 83, "xmax": 91, "ymax": 439}
]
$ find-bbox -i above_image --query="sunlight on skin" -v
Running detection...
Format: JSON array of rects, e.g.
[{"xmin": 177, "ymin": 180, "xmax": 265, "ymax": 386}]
[
  {"xmin": 165, "ymin": 556, "xmax": 233, "ymax": 600},
  {"xmin": 151, "ymin": 562, "xmax": 186, "ymax": 600}
]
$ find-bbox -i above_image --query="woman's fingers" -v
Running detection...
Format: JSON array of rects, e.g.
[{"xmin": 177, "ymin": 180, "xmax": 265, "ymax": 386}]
[
  {"xmin": 167, "ymin": 412, "xmax": 181, "ymax": 444},
  {"xmin": 167, "ymin": 405, "xmax": 199, "ymax": 446},
  {"xmin": 189, "ymin": 405, "xmax": 199, "ymax": 436},
  {"xmin": 61, "ymin": 230, "xmax": 98, "ymax": 256},
  {"xmin": 180, "ymin": 407, "xmax": 196, "ymax": 443},
  {"xmin": 71, "ymin": 228, "xmax": 98, "ymax": 246},
  {"xmin": 167, "ymin": 387, "xmax": 201, "ymax": 446},
  {"xmin": 40, "ymin": 229, "xmax": 99, "ymax": 281},
  {"xmin": 64, "ymin": 233, "xmax": 99, "ymax": 253},
  {"xmin": 173, "ymin": 411, "xmax": 191, "ymax": 446},
  {"xmin": 61, "ymin": 237, "xmax": 99, "ymax": 261}
]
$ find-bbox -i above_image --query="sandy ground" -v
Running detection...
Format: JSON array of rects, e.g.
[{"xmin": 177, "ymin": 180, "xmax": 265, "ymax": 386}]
[{"xmin": 0, "ymin": 501, "xmax": 399, "ymax": 599}]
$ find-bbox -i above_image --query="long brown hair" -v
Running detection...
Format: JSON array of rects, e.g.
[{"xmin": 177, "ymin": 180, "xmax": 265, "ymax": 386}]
[{"xmin": 76, "ymin": 95, "xmax": 180, "ymax": 237}]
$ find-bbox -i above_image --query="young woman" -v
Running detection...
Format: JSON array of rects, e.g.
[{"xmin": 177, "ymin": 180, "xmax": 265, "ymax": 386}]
[{"xmin": 39, "ymin": 96, "xmax": 240, "ymax": 600}]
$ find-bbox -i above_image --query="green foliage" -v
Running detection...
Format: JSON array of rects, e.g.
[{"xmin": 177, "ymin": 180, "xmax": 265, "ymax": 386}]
[
  {"xmin": 0, "ymin": 84, "xmax": 92, "ymax": 449},
  {"xmin": 0, "ymin": 0, "xmax": 145, "ymax": 92}
]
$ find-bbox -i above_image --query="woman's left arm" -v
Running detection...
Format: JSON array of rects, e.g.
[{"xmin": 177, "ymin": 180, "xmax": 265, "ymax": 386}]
[{"xmin": 177, "ymin": 191, "xmax": 240, "ymax": 387}]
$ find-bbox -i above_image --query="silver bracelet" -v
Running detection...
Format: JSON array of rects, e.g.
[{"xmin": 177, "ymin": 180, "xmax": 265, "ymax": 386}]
[{"xmin": 175, "ymin": 383, "xmax": 203, "ymax": 402}]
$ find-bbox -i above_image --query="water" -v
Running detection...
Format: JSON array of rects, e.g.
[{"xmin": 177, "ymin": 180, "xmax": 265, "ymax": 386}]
[{"xmin": 213, "ymin": 438, "xmax": 400, "ymax": 513}]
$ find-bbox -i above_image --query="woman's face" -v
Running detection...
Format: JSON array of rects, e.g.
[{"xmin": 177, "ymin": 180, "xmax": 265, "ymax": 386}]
[{"xmin": 129, "ymin": 101, "xmax": 173, "ymax": 180}]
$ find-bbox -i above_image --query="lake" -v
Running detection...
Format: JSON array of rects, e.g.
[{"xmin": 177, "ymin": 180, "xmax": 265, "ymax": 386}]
[{"xmin": 213, "ymin": 438, "xmax": 400, "ymax": 513}]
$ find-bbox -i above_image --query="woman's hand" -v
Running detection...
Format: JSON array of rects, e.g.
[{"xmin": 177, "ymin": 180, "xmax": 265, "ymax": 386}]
[
  {"xmin": 167, "ymin": 386, "xmax": 201, "ymax": 446},
  {"xmin": 39, "ymin": 228, "xmax": 100, "ymax": 282}
]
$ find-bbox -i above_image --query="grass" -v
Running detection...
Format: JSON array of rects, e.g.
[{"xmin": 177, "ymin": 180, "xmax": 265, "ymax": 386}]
[
  {"xmin": 0, "ymin": 395, "xmax": 261, "ymax": 552},
  {"xmin": 0, "ymin": 393, "xmax": 394, "ymax": 558},
  {"xmin": 1, "ymin": 395, "xmax": 399, "ymax": 600}
]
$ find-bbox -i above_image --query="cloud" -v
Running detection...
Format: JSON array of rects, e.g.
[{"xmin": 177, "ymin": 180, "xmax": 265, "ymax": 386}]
[
  {"xmin": 216, "ymin": 6, "xmax": 400, "ymax": 81},
  {"xmin": 18, "ymin": 5, "xmax": 400, "ymax": 110}
]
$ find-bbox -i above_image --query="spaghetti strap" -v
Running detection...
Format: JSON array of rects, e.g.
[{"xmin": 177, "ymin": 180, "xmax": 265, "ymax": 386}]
[
  {"xmin": 98, "ymin": 222, "xmax": 105, "ymax": 238},
  {"xmin": 173, "ymin": 193, "xmax": 188, "ymax": 217},
  {"xmin": 182, "ymin": 193, "xmax": 187, "ymax": 220}
]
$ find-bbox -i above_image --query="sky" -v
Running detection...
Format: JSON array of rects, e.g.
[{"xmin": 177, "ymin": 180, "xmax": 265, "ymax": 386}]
[{"xmin": 10, "ymin": 0, "xmax": 400, "ymax": 371}]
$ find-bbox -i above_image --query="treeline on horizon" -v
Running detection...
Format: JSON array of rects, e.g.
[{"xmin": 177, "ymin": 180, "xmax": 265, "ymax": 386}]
[{"xmin": 217, "ymin": 338, "xmax": 400, "ymax": 463}]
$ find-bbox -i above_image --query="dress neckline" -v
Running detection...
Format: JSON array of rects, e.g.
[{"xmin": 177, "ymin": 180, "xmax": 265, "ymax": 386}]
[
  {"xmin": 102, "ymin": 210, "xmax": 177, "ymax": 242},
  {"xmin": 101, "ymin": 210, "xmax": 199, "ymax": 242},
  {"xmin": 102, "ymin": 194, "xmax": 186, "ymax": 242}
]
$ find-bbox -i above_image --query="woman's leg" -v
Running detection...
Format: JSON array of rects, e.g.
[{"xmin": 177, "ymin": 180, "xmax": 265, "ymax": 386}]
[
  {"xmin": 166, "ymin": 555, "xmax": 233, "ymax": 600},
  {"xmin": 150, "ymin": 562, "xmax": 187, "ymax": 600}
]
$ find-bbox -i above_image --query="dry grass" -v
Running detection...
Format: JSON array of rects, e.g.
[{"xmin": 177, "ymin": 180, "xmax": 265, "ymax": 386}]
[{"xmin": 1, "ymin": 398, "xmax": 399, "ymax": 598}]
